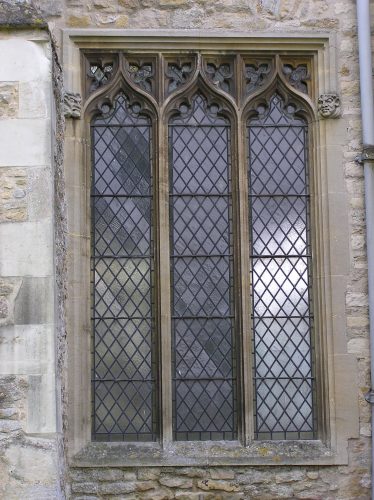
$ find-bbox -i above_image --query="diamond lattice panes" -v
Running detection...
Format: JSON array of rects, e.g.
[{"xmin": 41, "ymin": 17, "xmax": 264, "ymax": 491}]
[
  {"xmin": 91, "ymin": 94, "xmax": 156, "ymax": 441},
  {"xmin": 248, "ymin": 94, "xmax": 315, "ymax": 439},
  {"xmin": 169, "ymin": 95, "xmax": 237, "ymax": 441}
]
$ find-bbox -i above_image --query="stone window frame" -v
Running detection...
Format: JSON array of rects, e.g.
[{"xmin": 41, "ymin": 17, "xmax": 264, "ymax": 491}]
[{"xmin": 62, "ymin": 30, "xmax": 358, "ymax": 467}]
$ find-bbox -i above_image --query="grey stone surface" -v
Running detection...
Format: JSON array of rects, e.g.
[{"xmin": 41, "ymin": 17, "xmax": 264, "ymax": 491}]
[
  {"xmin": 32, "ymin": 0, "xmax": 63, "ymax": 17},
  {"xmin": 14, "ymin": 277, "xmax": 53, "ymax": 325},
  {"xmin": 0, "ymin": 0, "xmax": 47, "ymax": 28}
]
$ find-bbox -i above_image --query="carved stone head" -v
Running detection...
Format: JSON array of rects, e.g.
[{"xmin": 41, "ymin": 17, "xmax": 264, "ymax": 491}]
[
  {"xmin": 318, "ymin": 93, "xmax": 341, "ymax": 118},
  {"xmin": 64, "ymin": 92, "xmax": 82, "ymax": 119}
]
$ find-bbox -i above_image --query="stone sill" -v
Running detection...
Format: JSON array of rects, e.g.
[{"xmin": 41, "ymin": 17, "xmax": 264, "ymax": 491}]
[{"xmin": 70, "ymin": 440, "xmax": 343, "ymax": 468}]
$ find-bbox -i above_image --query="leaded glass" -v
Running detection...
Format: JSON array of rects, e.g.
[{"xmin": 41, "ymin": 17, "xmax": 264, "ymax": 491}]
[
  {"xmin": 91, "ymin": 94, "xmax": 156, "ymax": 441},
  {"xmin": 169, "ymin": 94, "xmax": 237, "ymax": 441},
  {"xmin": 248, "ymin": 94, "xmax": 316, "ymax": 439}
]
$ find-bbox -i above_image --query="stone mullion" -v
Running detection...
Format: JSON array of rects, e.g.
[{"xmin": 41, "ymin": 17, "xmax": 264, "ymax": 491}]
[
  {"xmin": 235, "ymin": 110, "xmax": 253, "ymax": 444},
  {"xmin": 157, "ymin": 108, "xmax": 173, "ymax": 445}
]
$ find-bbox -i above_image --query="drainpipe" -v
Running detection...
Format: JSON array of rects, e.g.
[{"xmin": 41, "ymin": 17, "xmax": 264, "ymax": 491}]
[{"xmin": 356, "ymin": 1, "xmax": 374, "ymax": 497}]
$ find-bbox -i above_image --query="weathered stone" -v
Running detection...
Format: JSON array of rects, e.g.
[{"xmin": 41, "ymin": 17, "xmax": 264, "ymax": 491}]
[
  {"xmin": 174, "ymin": 493, "xmax": 203, "ymax": 500},
  {"xmin": 346, "ymin": 292, "xmax": 369, "ymax": 308},
  {"xmin": 72, "ymin": 482, "xmax": 99, "ymax": 494},
  {"xmin": 4, "ymin": 443, "xmax": 57, "ymax": 484},
  {"xmin": 94, "ymin": 469, "xmax": 125, "ymax": 481},
  {"xmin": 98, "ymin": 481, "xmax": 137, "ymax": 494},
  {"xmin": 136, "ymin": 480, "xmax": 158, "ymax": 491},
  {"xmin": 14, "ymin": 277, "xmax": 54, "ymax": 325},
  {"xmin": 0, "ymin": 0, "xmax": 47, "ymax": 28},
  {"xmin": 0, "ymin": 83, "xmax": 18, "ymax": 118},
  {"xmin": 0, "ymin": 407, "xmax": 17, "ymax": 418},
  {"xmin": 0, "ymin": 298, "xmax": 8, "ymax": 318},
  {"xmin": 0, "ymin": 168, "xmax": 27, "ymax": 223},
  {"xmin": 115, "ymin": 14, "xmax": 129, "ymax": 27},
  {"xmin": 119, "ymin": 0, "xmax": 141, "ymax": 8},
  {"xmin": 159, "ymin": 476, "xmax": 193, "ymax": 488},
  {"xmin": 67, "ymin": 15, "xmax": 91, "ymax": 27},
  {"xmin": 71, "ymin": 496, "xmax": 98, "ymax": 500},
  {"xmin": 0, "ymin": 419, "xmax": 21, "ymax": 432},
  {"xmin": 159, "ymin": 0, "xmax": 188, "ymax": 5},
  {"xmin": 92, "ymin": 0, "xmax": 116, "ymax": 10},
  {"xmin": 236, "ymin": 470, "xmax": 271, "ymax": 485},
  {"xmin": 347, "ymin": 338, "xmax": 370, "ymax": 357},
  {"xmin": 306, "ymin": 472, "xmax": 319, "ymax": 480},
  {"xmin": 32, "ymin": 0, "xmax": 63, "ymax": 17},
  {"xmin": 197, "ymin": 479, "xmax": 240, "ymax": 492},
  {"xmin": 347, "ymin": 316, "xmax": 369, "ymax": 328},
  {"xmin": 275, "ymin": 470, "xmax": 305, "ymax": 483},
  {"xmin": 210, "ymin": 468, "xmax": 235, "ymax": 480},
  {"xmin": 137, "ymin": 468, "xmax": 161, "ymax": 480}
]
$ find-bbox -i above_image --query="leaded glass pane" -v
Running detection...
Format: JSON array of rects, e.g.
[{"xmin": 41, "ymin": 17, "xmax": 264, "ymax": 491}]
[
  {"xmin": 248, "ymin": 94, "xmax": 316, "ymax": 440},
  {"xmin": 170, "ymin": 94, "xmax": 237, "ymax": 440},
  {"xmin": 91, "ymin": 94, "xmax": 156, "ymax": 441}
]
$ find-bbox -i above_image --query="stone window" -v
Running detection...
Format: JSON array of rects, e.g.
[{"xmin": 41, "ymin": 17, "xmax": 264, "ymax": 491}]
[
  {"xmin": 86, "ymin": 51, "xmax": 315, "ymax": 444},
  {"xmin": 64, "ymin": 32, "xmax": 358, "ymax": 465}
]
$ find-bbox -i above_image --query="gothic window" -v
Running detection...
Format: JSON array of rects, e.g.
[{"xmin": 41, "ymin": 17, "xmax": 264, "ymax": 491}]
[{"xmin": 86, "ymin": 52, "xmax": 316, "ymax": 443}]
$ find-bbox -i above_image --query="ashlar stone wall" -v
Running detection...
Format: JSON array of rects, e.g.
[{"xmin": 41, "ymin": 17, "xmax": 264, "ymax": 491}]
[{"xmin": 0, "ymin": 29, "xmax": 61, "ymax": 499}]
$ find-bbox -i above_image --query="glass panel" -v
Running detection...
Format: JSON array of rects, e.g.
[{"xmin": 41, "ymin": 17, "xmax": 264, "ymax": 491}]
[
  {"xmin": 94, "ymin": 197, "xmax": 151, "ymax": 257},
  {"xmin": 170, "ymin": 94, "xmax": 237, "ymax": 440},
  {"xmin": 91, "ymin": 94, "xmax": 156, "ymax": 441},
  {"xmin": 248, "ymin": 93, "xmax": 316, "ymax": 439}
]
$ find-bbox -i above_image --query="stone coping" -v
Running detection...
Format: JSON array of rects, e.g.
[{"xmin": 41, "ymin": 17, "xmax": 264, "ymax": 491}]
[{"xmin": 0, "ymin": 0, "xmax": 47, "ymax": 29}]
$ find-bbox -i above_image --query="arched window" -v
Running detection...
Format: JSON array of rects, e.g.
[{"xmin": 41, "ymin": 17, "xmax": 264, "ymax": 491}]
[
  {"xmin": 86, "ymin": 52, "xmax": 317, "ymax": 445},
  {"xmin": 248, "ymin": 94, "xmax": 315, "ymax": 439},
  {"xmin": 91, "ymin": 94, "xmax": 157, "ymax": 441},
  {"xmin": 169, "ymin": 94, "xmax": 236, "ymax": 441}
]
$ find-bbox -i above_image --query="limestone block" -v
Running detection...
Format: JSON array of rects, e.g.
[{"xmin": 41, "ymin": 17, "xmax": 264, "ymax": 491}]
[
  {"xmin": 92, "ymin": 0, "xmax": 117, "ymax": 10},
  {"xmin": 0, "ymin": 324, "xmax": 55, "ymax": 375},
  {"xmin": 174, "ymin": 493, "xmax": 203, "ymax": 500},
  {"xmin": 14, "ymin": 277, "xmax": 54, "ymax": 325},
  {"xmin": 71, "ymin": 482, "xmax": 99, "ymax": 494},
  {"xmin": 159, "ymin": 0, "xmax": 188, "ymax": 5},
  {"xmin": 210, "ymin": 468, "xmax": 235, "ymax": 480},
  {"xmin": 0, "ymin": 419, "xmax": 21, "ymax": 433},
  {"xmin": 197, "ymin": 479, "xmax": 240, "ymax": 492},
  {"xmin": 347, "ymin": 338, "xmax": 370, "ymax": 357},
  {"xmin": 98, "ymin": 481, "xmax": 137, "ymax": 494},
  {"xmin": 68, "ymin": 15, "xmax": 91, "ymax": 27},
  {"xmin": 136, "ymin": 481, "xmax": 158, "ymax": 491},
  {"xmin": 0, "ymin": 277, "xmax": 21, "ymax": 327},
  {"xmin": 176, "ymin": 467, "xmax": 206, "ymax": 478},
  {"xmin": 18, "ymin": 81, "xmax": 49, "ymax": 119},
  {"xmin": 32, "ymin": 0, "xmax": 63, "ymax": 16},
  {"xmin": 4, "ymin": 444, "xmax": 57, "ymax": 484},
  {"xmin": 346, "ymin": 292, "xmax": 369, "ymax": 308},
  {"xmin": 26, "ymin": 373, "xmax": 56, "ymax": 433},
  {"xmin": 0, "ymin": 167, "xmax": 27, "ymax": 223},
  {"xmin": 27, "ymin": 166, "xmax": 52, "ymax": 222},
  {"xmin": 0, "ymin": 220, "xmax": 53, "ymax": 276},
  {"xmin": 137, "ymin": 468, "xmax": 161, "ymax": 480},
  {"xmin": 306, "ymin": 472, "xmax": 319, "ymax": 480},
  {"xmin": 0, "ymin": 83, "xmax": 18, "ymax": 118},
  {"xmin": 0, "ymin": 39, "xmax": 51, "ymax": 83},
  {"xmin": 159, "ymin": 476, "xmax": 193, "ymax": 488},
  {"xmin": 0, "ymin": 119, "xmax": 50, "ymax": 167},
  {"xmin": 347, "ymin": 316, "xmax": 369, "ymax": 328},
  {"xmin": 93, "ymin": 13, "xmax": 120, "ymax": 25},
  {"xmin": 275, "ymin": 470, "xmax": 305, "ymax": 483},
  {"xmin": 115, "ymin": 14, "xmax": 129, "ymax": 27}
]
